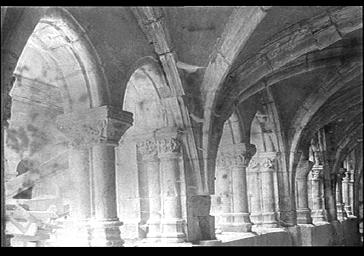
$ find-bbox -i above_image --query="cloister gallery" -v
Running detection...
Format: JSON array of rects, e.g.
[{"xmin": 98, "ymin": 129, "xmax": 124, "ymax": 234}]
[{"xmin": 1, "ymin": 6, "xmax": 363, "ymax": 246}]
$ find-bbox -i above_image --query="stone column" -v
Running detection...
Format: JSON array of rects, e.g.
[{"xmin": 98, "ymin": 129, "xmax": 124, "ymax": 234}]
[
  {"xmin": 219, "ymin": 143, "xmax": 256, "ymax": 232},
  {"xmin": 214, "ymin": 152, "xmax": 231, "ymax": 233},
  {"xmin": 296, "ymin": 159, "xmax": 314, "ymax": 224},
  {"xmin": 56, "ymin": 106, "xmax": 133, "ymax": 247},
  {"xmin": 156, "ymin": 128, "xmax": 186, "ymax": 243},
  {"xmin": 259, "ymin": 152, "xmax": 279, "ymax": 228},
  {"xmin": 310, "ymin": 165, "xmax": 327, "ymax": 223},
  {"xmin": 349, "ymin": 169, "xmax": 355, "ymax": 216},
  {"xmin": 137, "ymin": 139, "xmax": 162, "ymax": 239},
  {"xmin": 342, "ymin": 169, "xmax": 353, "ymax": 217},
  {"xmin": 247, "ymin": 158, "xmax": 262, "ymax": 225},
  {"xmin": 336, "ymin": 168, "xmax": 347, "ymax": 221}
]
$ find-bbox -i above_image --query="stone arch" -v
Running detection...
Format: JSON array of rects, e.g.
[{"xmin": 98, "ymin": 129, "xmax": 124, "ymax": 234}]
[
  {"xmin": 244, "ymin": 85, "xmax": 297, "ymax": 226},
  {"xmin": 116, "ymin": 58, "xmax": 176, "ymax": 239},
  {"xmin": 202, "ymin": 7, "xmax": 362, "ymax": 195},
  {"xmin": 332, "ymin": 124, "xmax": 363, "ymax": 176},
  {"xmin": 247, "ymin": 105, "xmax": 281, "ymax": 226},
  {"xmin": 212, "ymin": 111, "xmax": 242, "ymax": 222},
  {"xmin": 201, "ymin": 7, "xmax": 270, "ymax": 193}
]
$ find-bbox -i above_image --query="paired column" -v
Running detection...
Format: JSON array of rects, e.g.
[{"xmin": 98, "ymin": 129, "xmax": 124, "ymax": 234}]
[
  {"xmin": 310, "ymin": 165, "xmax": 327, "ymax": 223},
  {"xmin": 342, "ymin": 168, "xmax": 353, "ymax": 217},
  {"xmin": 156, "ymin": 128, "xmax": 186, "ymax": 242},
  {"xmin": 295, "ymin": 158, "xmax": 314, "ymax": 224},
  {"xmin": 137, "ymin": 139, "xmax": 162, "ymax": 239},
  {"xmin": 218, "ymin": 143, "xmax": 256, "ymax": 232},
  {"xmin": 56, "ymin": 105, "xmax": 133, "ymax": 247},
  {"xmin": 259, "ymin": 152, "xmax": 279, "ymax": 228},
  {"xmin": 336, "ymin": 168, "xmax": 347, "ymax": 221}
]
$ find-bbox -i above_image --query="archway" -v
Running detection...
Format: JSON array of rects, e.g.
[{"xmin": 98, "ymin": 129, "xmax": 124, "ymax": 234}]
[
  {"xmin": 3, "ymin": 9, "xmax": 108, "ymax": 247},
  {"xmin": 117, "ymin": 59, "xmax": 187, "ymax": 241}
]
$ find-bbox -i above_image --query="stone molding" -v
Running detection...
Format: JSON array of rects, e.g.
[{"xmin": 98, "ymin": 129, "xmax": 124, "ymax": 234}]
[{"xmin": 56, "ymin": 106, "xmax": 133, "ymax": 148}]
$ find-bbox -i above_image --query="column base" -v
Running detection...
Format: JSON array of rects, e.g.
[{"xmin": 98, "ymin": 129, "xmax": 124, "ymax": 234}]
[
  {"xmin": 88, "ymin": 219, "xmax": 124, "ymax": 247},
  {"xmin": 278, "ymin": 210, "xmax": 296, "ymax": 226},
  {"xmin": 261, "ymin": 212, "xmax": 279, "ymax": 228},
  {"xmin": 119, "ymin": 219, "xmax": 142, "ymax": 239},
  {"xmin": 161, "ymin": 218, "xmax": 186, "ymax": 243},
  {"xmin": 5, "ymin": 234, "xmax": 14, "ymax": 247},
  {"xmin": 311, "ymin": 209, "xmax": 328, "ymax": 224},
  {"xmin": 215, "ymin": 226, "xmax": 223, "ymax": 235},
  {"xmin": 197, "ymin": 240, "xmax": 223, "ymax": 246},
  {"xmin": 336, "ymin": 203, "xmax": 347, "ymax": 221},
  {"xmin": 344, "ymin": 206, "xmax": 353, "ymax": 217},
  {"xmin": 250, "ymin": 212, "xmax": 262, "ymax": 225},
  {"xmin": 296, "ymin": 208, "xmax": 312, "ymax": 224},
  {"xmin": 218, "ymin": 213, "xmax": 252, "ymax": 232},
  {"xmin": 46, "ymin": 219, "xmax": 91, "ymax": 247},
  {"xmin": 197, "ymin": 215, "xmax": 217, "ymax": 241},
  {"xmin": 146, "ymin": 218, "xmax": 162, "ymax": 239}
]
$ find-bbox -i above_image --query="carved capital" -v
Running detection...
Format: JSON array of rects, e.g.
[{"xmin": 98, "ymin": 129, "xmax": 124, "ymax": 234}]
[
  {"xmin": 137, "ymin": 139, "xmax": 157, "ymax": 160},
  {"xmin": 336, "ymin": 168, "xmax": 346, "ymax": 181},
  {"xmin": 259, "ymin": 152, "xmax": 278, "ymax": 171},
  {"xmin": 155, "ymin": 127, "xmax": 183, "ymax": 158},
  {"xmin": 56, "ymin": 106, "xmax": 133, "ymax": 148},
  {"xmin": 311, "ymin": 166, "xmax": 323, "ymax": 180},
  {"xmin": 247, "ymin": 158, "xmax": 260, "ymax": 171},
  {"xmin": 157, "ymin": 137, "xmax": 181, "ymax": 157},
  {"xmin": 342, "ymin": 169, "xmax": 351, "ymax": 182},
  {"xmin": 222, "ymin": 143, "xmax": 256, "ymax": 168},
  {"xmin": 262, "ymin": 158, "xmax": 274, "ymax": 168}
]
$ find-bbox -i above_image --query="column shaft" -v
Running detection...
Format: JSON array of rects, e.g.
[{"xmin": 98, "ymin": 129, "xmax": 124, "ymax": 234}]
[
  {"xmin": 296, "ymin": 177, "xmax": 312, "ymax": 224},
  {"xmin": 55, "ymin": 105, "xmax": 133, "ymax": 247},
  {"xmin": 49, "ymin": 148, "xmax": 91, "ymax": 247},
  {"xmin": 310, "ymin": 166, "xmax": 327, "ymax": 223},
  {"xmin": 336, "ymin": 178, "xmax": 346, "ymax": 221},
  {"xmin": 249, "ymin": 168, "xmax": 262, "ymax": 225},
  {"xmin": 260, "ymin": 167, "xmax": 278, "ymax": 227},
  {"xmin": 145, "ymin": 155, "xmax": 161, "ymax": 238},
  {"xmin": 342, "ymin": 174, "xmax": 353, "ymax": 216},
  {"xmin": 215, "ymin": 156, "xmax": 232, "ymax": 232},
  {"xmin": 92, "ymin": 145, "xmax": 118, "ymax": 220},
  {"xmin": 159, "ymin": 153, "xmax": 185, "ymax": 242},
  {"xmin": 90, "ymin": 144, "xmax": 123, "ymax": 247},
  {"xmin": 218, "ymin": 143, "xmax": 255, "ymax": 232}
]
